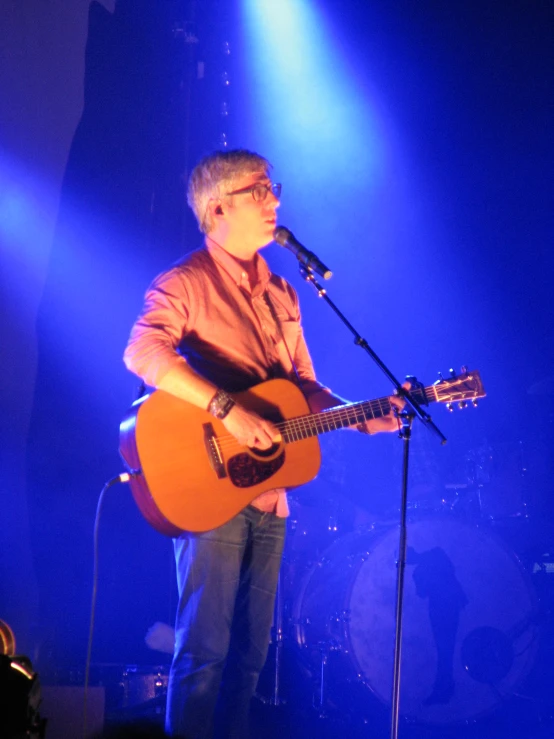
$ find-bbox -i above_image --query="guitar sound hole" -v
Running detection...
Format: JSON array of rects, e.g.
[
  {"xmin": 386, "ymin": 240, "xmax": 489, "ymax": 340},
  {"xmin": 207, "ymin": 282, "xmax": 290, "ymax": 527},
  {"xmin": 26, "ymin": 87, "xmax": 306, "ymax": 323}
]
[{"xmin": 227, "ymin": 448, "xmax": 285, "ymax": 488}]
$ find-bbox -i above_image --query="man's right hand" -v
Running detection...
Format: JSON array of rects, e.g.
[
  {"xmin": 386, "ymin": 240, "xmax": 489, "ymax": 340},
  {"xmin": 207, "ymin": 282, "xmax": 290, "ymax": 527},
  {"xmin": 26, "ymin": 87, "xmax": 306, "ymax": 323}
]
[{"xmin": 222, "ymin": 404, "xmax": 281, "ymax": 450}]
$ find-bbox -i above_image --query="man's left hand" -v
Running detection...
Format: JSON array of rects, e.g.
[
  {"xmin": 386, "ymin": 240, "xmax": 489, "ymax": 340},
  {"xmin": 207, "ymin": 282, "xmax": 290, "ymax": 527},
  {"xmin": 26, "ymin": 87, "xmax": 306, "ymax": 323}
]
[{"xmin": 357, "ymin": 381, "xmax": 410, "ymax": 435}]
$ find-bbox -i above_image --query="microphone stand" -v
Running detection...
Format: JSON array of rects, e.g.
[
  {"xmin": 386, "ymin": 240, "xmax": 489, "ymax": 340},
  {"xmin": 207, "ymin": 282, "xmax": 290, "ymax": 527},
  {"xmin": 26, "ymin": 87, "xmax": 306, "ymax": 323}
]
[{"xmin": 298, "ymin": 265, "xmax": 446, "ymax": 739}]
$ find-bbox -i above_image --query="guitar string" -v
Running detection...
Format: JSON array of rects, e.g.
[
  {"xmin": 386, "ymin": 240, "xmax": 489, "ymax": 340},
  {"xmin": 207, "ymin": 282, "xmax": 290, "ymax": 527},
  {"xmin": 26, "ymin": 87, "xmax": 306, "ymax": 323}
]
[
  {"xmin": 152, "ymin": 382, "xmax": 478, "ymax": 471},
  {"xmin": 211, "ymin": 380, "xmax": 479, "ymax": 452},
  {"xmin": 214, "ymin": 399, "xmax": 395, "ymax": 450},
  {"xmin": 212, "ymin": 388, "xmax": 438, "ymax": 451}
]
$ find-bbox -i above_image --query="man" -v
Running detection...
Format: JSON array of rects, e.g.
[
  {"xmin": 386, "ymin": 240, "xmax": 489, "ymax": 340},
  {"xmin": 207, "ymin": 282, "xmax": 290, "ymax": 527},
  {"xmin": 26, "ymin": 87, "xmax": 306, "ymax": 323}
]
[{"xmin": 123, "ymin": 149, "xmax": 401, "ymax": 738}]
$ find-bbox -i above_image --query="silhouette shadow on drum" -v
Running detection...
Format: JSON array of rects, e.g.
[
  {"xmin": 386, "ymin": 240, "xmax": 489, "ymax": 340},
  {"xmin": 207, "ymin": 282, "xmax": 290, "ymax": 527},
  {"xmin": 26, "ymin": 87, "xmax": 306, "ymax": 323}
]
[{"xmin": 407, "ymin": 545, "xmax": 468, "ymax": 706}]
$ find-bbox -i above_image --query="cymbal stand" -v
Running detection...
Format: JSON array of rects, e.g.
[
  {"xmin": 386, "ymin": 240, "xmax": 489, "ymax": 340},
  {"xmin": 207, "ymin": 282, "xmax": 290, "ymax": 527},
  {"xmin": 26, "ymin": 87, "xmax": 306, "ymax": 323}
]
[
  {"xmin": 518, "ymin": 439, "xmax": 530, "ymax": 519},
  {"xmin": 258, "ymin": 567, "xmax": 286, "ymax": 707},
  {"xmin": 272, "ymin": 567, "xmax": 285, "ymax": 706},
  {"xmin": 313, "ymin": 643, "xmax": 329, "ymax": 718}
]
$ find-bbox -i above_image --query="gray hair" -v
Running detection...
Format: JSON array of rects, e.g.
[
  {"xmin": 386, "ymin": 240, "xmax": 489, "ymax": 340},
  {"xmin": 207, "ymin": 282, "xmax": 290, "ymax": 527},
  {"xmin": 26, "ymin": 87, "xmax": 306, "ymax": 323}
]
[{"xmin": 187, "ymin": 149, "xmax": 271, "ymax": 234}]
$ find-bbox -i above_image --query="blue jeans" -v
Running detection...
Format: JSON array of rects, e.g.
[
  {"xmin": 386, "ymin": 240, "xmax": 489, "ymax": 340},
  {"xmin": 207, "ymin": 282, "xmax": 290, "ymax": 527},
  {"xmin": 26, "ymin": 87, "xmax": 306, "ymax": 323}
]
[{"xmin": 165, "ymin": 505, "xmax": 286, "ymax": 739}]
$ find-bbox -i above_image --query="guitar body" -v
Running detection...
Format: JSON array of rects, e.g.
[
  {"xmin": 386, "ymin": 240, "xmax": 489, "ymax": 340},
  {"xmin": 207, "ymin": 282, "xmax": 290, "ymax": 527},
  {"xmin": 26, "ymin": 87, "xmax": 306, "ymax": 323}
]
[{"xmin": 120, "ymin": 379, "xmax": 321, "ymax": 535}]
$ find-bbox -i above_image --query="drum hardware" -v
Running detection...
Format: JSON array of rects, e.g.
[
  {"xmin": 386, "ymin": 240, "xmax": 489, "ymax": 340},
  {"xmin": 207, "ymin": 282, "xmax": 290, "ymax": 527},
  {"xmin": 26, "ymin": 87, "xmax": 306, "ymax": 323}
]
[
  {"xmin": 311, "ymin": 638, "xmax": 346, "ymax": 717},
  {"xmin": 260, "ymin": 568, "xmax": 288, "ymax": 708},
  {"xmin": 461, "ymin": 440, "xmax": 530, "ymax": 521},
  {"xmin": 70, "ymin": 663, "xmax": 169, "ymax": 720},
  {"xmin": 313, "ymin": 642, "xmax": 329, "ymax": 716},
  {"xmin": 120, "ymin": 664, "xmax": 168, "ymax": 711},
  {"xmin": 312, "ymin": 613, "xmax": 360, "ymax": 716},
  {"xmin": 333, "ymin": 609, "xmax": 351, "ymax": 624},
  {"xmin": 271, "ymin": 567, "xmax": 286, "ymax": 707},
  {"xmin": 287, "ymin": 506, "xmax": 348, "ymax": 562}
]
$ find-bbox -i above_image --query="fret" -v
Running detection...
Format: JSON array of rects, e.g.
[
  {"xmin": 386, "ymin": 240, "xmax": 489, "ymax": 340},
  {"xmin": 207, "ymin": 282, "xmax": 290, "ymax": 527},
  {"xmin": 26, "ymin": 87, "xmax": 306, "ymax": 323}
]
[
  {"xmin": 281, "ymin": 398, "xmax": 382, "ymax": 440},
  {"xmin": 278, "ymin": 375, "xmax": 484, "ymax": 444},
  {"xmin": 281, "ymin": 387, "xmax": 423, "ymax": 441}
]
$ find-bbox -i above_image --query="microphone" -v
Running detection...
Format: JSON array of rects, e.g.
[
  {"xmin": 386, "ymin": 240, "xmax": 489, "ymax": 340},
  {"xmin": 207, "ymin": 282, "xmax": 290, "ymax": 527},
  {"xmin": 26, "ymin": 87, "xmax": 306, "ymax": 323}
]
[{"xmin": 273, "ymin": 226, "xmax": 333, "ymax": 280}]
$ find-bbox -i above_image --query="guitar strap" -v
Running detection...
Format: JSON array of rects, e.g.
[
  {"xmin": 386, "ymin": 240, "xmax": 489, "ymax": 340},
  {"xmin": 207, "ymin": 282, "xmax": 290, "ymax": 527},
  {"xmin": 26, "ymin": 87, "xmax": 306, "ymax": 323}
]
[{"xmin": 264, "ymin": 290, "xmax": 302, "ymax": 387}]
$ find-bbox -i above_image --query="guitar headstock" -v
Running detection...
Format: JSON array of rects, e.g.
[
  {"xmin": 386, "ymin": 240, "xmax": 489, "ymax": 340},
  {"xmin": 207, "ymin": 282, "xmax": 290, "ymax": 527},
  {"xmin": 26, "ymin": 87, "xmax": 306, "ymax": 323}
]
[{"xmin": 433, "ymin": 367, "xmax": 486, "ymax": 411}]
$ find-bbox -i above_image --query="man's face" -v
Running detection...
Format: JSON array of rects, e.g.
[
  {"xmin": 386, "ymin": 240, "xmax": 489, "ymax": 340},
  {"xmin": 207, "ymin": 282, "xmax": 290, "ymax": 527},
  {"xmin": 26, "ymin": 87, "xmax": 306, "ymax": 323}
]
[{"xmin": 222, "ymin": 170, "xmax": 280, "ymax": 248}]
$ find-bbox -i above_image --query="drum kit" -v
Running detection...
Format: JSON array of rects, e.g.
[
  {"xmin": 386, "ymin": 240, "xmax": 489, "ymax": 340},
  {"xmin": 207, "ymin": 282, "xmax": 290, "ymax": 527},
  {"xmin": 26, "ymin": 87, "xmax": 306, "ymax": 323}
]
[{"xmin": 258, "ymin": 435, "xmax": 554, "ymax": 729}]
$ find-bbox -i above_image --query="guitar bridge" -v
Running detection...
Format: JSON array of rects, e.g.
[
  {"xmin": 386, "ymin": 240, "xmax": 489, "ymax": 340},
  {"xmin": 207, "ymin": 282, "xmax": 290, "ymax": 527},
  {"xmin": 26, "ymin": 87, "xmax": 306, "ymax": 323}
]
[{"xmin": 203, "ymin": 423, "xmax": 227, "ymax": 479}]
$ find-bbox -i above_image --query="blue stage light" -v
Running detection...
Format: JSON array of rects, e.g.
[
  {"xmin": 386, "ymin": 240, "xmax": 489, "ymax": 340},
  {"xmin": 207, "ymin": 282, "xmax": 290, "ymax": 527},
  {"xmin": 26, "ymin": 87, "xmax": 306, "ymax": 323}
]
[{"xmin": 239, "ymin": 0, "xmax": 385, "ymax": 181}]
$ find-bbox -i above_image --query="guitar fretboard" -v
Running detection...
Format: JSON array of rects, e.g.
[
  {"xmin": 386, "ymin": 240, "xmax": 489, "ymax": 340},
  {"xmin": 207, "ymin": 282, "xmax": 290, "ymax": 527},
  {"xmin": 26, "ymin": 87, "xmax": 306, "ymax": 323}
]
[{"xmin": 280, "ymin": 386, "xmax": 433, "ymax": 443}]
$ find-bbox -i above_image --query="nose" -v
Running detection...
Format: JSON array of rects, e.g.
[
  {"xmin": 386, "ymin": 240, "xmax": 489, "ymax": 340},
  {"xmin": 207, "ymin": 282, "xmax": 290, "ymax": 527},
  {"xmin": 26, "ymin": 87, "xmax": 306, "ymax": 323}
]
[{"xmin": 267, "ymin": 189, "xmax": 280, "ymax": 209}]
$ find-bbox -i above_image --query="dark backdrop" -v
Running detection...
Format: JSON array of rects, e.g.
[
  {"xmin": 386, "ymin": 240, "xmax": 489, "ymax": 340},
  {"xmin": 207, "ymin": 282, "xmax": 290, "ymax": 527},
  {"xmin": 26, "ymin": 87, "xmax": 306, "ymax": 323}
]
[{"xmin": 0, "ymin": 0, "xmax": 552, "ymax": 674}]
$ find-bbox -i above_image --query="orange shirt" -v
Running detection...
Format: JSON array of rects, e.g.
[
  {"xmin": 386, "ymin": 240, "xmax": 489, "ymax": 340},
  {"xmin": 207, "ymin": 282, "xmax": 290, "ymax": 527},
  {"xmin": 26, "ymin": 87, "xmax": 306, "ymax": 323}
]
[{"xmin": 124, "ymin": 239, "xmax": 334, "ymax": 517}]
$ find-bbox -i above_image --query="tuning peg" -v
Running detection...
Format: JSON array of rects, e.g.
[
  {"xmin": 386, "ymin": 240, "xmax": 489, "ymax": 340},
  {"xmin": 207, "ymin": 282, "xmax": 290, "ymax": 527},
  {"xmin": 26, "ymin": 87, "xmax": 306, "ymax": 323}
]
[
  {"xmin": 461, "ymin": 365, "xmax": 468, "ymax": 374},
  {"xmin": 449, "ymin": 368, "xmax": 457, "ymax": 378},
  {"xmin": 458, "ymin": 401, "xmax": 467, "ymax": 409},
  {"xmin": 472, "ymin": 399, "xmax": 478, "ymax": 408},
  {"xmin": 446, "ymin": 403, "xmax": 454, "ymax": 412}
]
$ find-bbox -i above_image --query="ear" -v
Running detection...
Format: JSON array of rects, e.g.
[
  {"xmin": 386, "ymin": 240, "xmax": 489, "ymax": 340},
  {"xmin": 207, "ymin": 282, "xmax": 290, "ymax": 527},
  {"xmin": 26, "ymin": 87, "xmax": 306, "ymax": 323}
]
[
  {"xmin": 205, "ymin": 198, "xmax": 224, "ymax": 230},
  {"xmin": 210, "ymin": 197, "xmax": 224, "ymax": 217}
]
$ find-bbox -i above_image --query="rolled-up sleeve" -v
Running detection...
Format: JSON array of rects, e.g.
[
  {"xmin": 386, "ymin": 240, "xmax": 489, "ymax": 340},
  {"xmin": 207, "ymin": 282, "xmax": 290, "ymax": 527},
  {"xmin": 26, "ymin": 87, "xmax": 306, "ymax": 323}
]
[{"xmin": 123, "ymin": 269, "xmax": 195, "ymax": 387}]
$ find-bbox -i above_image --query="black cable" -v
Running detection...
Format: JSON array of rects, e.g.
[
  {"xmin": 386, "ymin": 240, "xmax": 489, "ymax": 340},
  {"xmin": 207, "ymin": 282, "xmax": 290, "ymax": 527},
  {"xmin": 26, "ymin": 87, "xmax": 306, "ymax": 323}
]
[{"xmin": 83, "ymin": 472, "xmax": 133, "ymax": 739}]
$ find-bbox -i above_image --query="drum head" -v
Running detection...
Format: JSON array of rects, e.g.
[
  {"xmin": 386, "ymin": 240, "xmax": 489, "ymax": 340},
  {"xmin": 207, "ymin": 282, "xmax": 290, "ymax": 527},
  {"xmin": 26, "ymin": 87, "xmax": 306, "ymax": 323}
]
[{"xmin": 347, "ymin": 517, "xmax": 538, "ymax": 724}]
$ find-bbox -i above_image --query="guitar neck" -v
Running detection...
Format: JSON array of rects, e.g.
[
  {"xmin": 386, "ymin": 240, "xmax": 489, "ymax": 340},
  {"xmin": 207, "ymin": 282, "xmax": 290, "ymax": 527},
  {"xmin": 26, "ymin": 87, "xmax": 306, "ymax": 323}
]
[{"xmin": 281, "ymin": 385, "xmax": 434, "ymax": 442}]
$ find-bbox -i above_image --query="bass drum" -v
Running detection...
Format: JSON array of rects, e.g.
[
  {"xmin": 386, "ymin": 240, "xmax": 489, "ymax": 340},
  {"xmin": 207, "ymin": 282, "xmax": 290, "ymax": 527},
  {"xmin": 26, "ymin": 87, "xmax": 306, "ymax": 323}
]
[{"xmin": 292, "ymin": 516, "xmax": 538, "ymax": 725}]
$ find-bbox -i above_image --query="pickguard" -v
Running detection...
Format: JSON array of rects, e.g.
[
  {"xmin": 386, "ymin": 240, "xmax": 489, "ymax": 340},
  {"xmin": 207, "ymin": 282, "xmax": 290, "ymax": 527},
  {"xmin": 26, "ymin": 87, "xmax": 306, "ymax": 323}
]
[{"xmin": 227, "ymin": 449, "xmax": 285, "ymax": 488}]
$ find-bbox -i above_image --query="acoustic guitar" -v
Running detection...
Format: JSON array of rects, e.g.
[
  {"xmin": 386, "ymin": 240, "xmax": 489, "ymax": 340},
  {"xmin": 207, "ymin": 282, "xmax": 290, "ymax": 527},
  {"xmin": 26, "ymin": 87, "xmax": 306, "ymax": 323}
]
[{"xmin": 119, "ymin": 370, "xmax": 485, "ymax": 535}]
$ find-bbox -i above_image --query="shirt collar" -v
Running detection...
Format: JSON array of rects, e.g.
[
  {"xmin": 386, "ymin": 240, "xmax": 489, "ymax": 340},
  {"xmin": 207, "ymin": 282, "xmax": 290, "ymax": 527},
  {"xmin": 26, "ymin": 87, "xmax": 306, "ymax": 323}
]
[{"xmin": 205, "ymin": 237, "xmax": 271, "ymax": 296}]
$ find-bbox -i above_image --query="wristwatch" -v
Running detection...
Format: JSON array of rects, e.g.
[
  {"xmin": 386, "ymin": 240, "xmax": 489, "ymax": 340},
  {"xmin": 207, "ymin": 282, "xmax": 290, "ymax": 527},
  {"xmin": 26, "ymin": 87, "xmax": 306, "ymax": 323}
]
[{"xmin": 208, "ymin": 389, "xmax": 236, "ymax": 420}]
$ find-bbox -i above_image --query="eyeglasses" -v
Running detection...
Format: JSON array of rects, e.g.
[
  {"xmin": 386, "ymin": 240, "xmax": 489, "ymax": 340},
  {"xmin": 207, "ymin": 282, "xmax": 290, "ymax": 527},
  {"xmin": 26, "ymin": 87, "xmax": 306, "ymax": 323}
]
[{"xmin": 225, "ymin": 182, "xmax": 282, "ymax": 202}]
